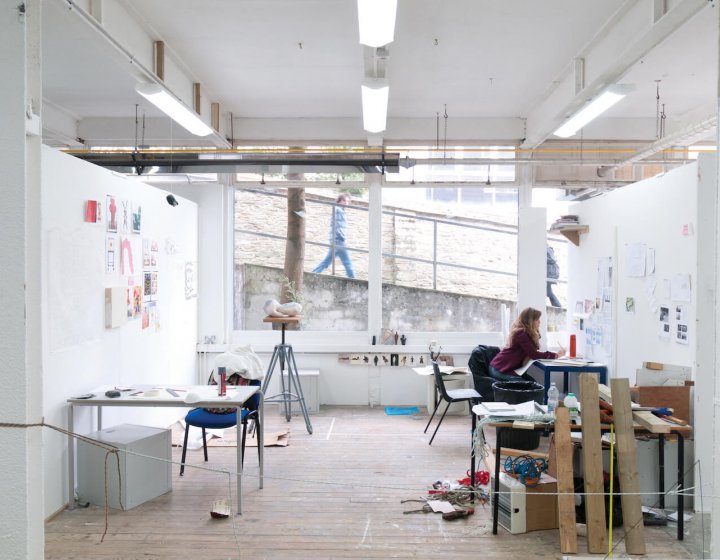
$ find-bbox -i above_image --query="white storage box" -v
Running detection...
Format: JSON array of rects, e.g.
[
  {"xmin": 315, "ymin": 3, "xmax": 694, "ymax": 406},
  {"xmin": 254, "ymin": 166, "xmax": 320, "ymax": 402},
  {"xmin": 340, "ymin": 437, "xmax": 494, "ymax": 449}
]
[
  {"xmin": 77, "ymin": 423, "xmax": 172, "ymax": 510},
  {"xmin": 280, "ymin": 369, "xmax": 320, "ymax": 414}
]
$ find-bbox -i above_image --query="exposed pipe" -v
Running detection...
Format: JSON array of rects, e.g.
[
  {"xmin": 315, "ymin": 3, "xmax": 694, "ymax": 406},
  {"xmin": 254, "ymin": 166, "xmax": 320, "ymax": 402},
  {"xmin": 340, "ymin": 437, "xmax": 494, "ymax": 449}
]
[{"xmin": 597, "ymin": 115, "xmax": 717, "ymax": 177}]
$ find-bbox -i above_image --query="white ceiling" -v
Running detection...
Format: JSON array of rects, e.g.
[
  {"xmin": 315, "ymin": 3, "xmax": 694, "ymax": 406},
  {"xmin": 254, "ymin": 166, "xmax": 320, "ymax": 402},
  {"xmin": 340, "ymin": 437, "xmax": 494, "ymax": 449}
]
[{"xmin": 40, "ymin": 0, "xmax": 718, "ymax": 156}]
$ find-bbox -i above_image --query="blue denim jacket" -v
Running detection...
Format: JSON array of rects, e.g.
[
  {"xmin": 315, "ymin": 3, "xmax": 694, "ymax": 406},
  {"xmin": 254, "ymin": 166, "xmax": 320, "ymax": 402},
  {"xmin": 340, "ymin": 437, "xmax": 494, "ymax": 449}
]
[{"xmin": 330, "ymin": 206, "xmax": 347, "ymax": 245}]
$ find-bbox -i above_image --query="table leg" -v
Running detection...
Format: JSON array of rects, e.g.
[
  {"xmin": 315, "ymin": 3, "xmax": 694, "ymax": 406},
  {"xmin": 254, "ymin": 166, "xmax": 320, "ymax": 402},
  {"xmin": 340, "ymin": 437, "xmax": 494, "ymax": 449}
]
[
  {"xmin": 237, "ymin": 405, "xmax": 243, "ymax": 515},
  {"xmin": 658, "ymin": 434, "xmax": 665, "ymax": 510},
  {"xmin": 677, "ymin": 432, "xmax": 684, "ymax": 541},
  {"xmin": 563, "ymin": 371, "xmax": 569, "ymax": 396},
  {"xmin": 67, "ymin": 404, "xmax": 75, "ymax": 510},
  {"xmin": 259, "ymin": 392, "xmax": 264, "ymax": 489},
  {"xmin": 470, "ymin": 411, "xmax": 476, "ymax": 503},
  {"xmin": 98, "ymin": 406, "xmax": 102, "ymax": 431},
  {"xmin": 544, "ymin": 370, "xmax": 550, "ymax": 404},
  {"xmin": 492, "ymin": 427, "xmax": 503, "ymax": 534}
]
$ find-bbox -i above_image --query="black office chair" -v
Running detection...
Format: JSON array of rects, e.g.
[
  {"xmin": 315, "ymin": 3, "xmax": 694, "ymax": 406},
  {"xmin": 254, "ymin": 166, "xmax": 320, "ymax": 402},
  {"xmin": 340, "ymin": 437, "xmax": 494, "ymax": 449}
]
[{"xmin": 424, "ymin": 361, "xmax": 483, "ymax": 445}]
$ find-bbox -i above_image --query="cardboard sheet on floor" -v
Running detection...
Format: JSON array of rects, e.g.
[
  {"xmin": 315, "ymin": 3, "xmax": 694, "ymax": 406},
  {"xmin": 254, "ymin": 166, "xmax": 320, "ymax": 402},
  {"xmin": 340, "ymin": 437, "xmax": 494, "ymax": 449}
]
[{"xmin": 171, "ymin": 424, "xmax": 289, "ymax": 447}]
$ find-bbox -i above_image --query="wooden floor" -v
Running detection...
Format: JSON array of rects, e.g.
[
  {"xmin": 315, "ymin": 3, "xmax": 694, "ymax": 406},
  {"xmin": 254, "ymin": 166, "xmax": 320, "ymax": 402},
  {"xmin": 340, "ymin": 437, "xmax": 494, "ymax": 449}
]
[{"xmin": 46, "ymin": 406, "xmax": 699, "ymax": 559}]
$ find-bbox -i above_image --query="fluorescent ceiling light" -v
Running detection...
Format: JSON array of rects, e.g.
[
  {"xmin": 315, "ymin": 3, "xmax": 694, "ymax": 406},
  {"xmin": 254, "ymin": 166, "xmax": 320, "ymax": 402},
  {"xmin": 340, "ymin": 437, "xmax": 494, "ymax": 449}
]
[
  {"xmin": 357, "ymin": 0, "xmax": 397, "ymax": 47},
  {"xmin": 361, "ymin": 82, "xmax": 389, "ymax": 133},
  {"xmin": 135, "ymin": 83, "xmax": 213, "ymax": 137},
  {"xmin": 554, "ymin": 84, "xmax": 635, "ymax": 138}
]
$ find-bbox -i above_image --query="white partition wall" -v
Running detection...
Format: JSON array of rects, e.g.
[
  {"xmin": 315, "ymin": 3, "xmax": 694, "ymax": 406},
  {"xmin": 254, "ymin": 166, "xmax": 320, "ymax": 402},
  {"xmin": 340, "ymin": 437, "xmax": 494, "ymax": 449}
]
[{"xmin": 41, "ymin": 147, "xmax": 199, "ymax": 517}]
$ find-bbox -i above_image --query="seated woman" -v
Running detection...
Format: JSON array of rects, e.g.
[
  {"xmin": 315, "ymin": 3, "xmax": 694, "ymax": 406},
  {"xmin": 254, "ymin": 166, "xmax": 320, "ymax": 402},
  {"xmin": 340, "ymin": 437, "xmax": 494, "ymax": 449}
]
[{"xmin": 489, "ymin": 307, "xmax": 565, "ymax": 381}]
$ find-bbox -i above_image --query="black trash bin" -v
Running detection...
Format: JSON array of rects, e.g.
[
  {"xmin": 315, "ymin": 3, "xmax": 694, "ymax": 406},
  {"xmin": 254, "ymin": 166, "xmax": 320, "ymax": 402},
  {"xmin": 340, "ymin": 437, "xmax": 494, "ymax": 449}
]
[{"xmin": 492, "ymin": 380, "xmax": 545, "ymax": 450}]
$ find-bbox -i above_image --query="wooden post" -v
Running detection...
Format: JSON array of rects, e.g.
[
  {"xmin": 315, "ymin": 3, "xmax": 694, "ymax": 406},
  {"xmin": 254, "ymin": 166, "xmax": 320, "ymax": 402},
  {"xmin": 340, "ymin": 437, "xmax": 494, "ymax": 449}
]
[
  {"xmin": 211, "ymin": 102, "xmax": 220, "ymax": 132},
  {"xmin": 611, "ymin": 378, "xmax": 646, "ymax": 555},
  {"xmin": 555, "ymin": 406, "xmax": 577, "ymax": 554},
  {"xmin": 193, "ymin": 83, "xmax": 201, "ymax": 114},
  {"xmin": 580, "ymin": 373, "xmax": 608, "ymax": 553}
]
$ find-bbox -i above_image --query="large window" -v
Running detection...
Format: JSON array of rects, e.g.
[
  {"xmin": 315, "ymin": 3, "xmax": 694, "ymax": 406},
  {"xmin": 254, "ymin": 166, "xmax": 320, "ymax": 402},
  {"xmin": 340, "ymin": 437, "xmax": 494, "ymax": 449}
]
[
  {"xmin": 381, "ymin": 186, "xmax": 519, "ymax": 332},
  {"xmin": 233, "ymin": 187, "xmax": 368, "ymax": 332}
]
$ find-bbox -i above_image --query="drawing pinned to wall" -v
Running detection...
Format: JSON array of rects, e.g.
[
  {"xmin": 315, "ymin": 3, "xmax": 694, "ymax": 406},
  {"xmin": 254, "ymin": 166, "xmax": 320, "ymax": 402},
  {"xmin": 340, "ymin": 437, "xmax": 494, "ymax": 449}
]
[
  {"xmin": 151, "ymin": 272, "xmax": 158, "ymax": 301},
  {"xmin": 119, "ymin": 236, "xmax": 135, "ymax": 276},
  {"xmin": 625, "ymin": 297, "xmax": 635, "ymax": 313},
  {"xmin": 84, "ymin": 200, "xmax": 98, "ymax": 223},
  {"xmin": 670, "ymin": 273, "xmax": 691, "ymax": 302},
  {"xmin": 132, "ymin": 204, "xmax": 142, "ymax": 234},
  {"xmin": 624, "ymin": 242, "xmax": 646, "ymax": 277},
  {"xmin": 658, "ymin": 305, "xmax": 671, "ymax": 341},
  {"xmin": 143, "ymin": 239, "xmax": 151, "ymax": 269},
  {"xmin": 575, "ymin": 301, "xmax": 583, "ymax": 314},
  {"xmin": 120, "ymin": 199, "xmax": 130, "ymax": 232},
  {"xmin": 106, "ymin": 235, "xmax": 116, "ymax": 273},
  {"xmin": 185, "ymin": 261, "xmax": 197, "ymax": 298},
  {"xmin": 142, "ymin": 302, "xmax": 151, "ymax": 330},
  {"xmin": 584, "ymin": 299, "xmax": 594, "ymax": 314},
  {"xmin": 662, "ymin": 278, "xmax": 672, "ymax": 299},
  {"xmin": 106, "ymin": 195, "xmax": 118, "ymax": 232},
  {"xmin": 675, "ymin": 304, "xmax": 689, "ymax": 345},
  {"xmin": 132, "ymin": 284, "xmax": 142, "ymax": 318}
]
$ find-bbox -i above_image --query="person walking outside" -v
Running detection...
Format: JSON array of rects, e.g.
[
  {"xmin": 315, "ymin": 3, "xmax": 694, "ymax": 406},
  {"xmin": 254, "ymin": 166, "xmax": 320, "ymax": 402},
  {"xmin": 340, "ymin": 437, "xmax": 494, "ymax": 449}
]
[
  {"xmin": 546, "ymin": 245, "xmax": 561, "ymax": 307},
  {"xmin": 312, "ymin": 193, "xmax": 355, "ymax": 278}
]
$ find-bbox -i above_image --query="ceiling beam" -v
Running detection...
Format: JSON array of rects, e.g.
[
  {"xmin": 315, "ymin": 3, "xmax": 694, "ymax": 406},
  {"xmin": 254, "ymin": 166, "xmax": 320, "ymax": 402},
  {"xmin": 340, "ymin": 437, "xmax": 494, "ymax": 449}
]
[{"xmin": 522, "ymin": 0, "xmax": 708, "ymax": 148}]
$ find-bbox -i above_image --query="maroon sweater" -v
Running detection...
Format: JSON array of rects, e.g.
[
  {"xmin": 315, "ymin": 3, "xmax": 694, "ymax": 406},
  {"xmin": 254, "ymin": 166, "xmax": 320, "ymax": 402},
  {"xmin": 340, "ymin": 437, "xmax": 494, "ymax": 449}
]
[{"xmin": 490, "ymin": 330, "xmax": 557, "ymax": 375}]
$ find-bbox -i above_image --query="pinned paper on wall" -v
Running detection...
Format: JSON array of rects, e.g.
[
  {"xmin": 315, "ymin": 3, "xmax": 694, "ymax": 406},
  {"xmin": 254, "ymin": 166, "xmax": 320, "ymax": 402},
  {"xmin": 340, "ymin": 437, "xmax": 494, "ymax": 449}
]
[
  {"xmin": 658, "ymin": 305, "xmax": 671, "ymax": 341},
  {"xmin": 645, "ymin": 248, "xmax": 656, "ymax": 275},
  {"xmin": 644, "ymin": 276, "xmax": 656, "ymax": 299},
  {"xmin": 675, "ymin": 304, "xmax": 689, "ymax": 345},
  {"xmin": 106, "ymin": 235, "xmax": 116, "ymax": 273},
  {"xmin": 670, "ymin": 273, "xmax": 691, "ymax": 302},
  {"xmin": 663, "ymin": 278, "xmax": 672, "ymax": 299},
  {"xmin": 625, "ymin": 297, "xmax": 635, "ymax": 313},
  {"xmin": 624, "ymin": 242, "xmax": 646, "ymax": 277},
  {"xmin": 106, "ymin": 195, "xmax": 118, "ymax": 232}
]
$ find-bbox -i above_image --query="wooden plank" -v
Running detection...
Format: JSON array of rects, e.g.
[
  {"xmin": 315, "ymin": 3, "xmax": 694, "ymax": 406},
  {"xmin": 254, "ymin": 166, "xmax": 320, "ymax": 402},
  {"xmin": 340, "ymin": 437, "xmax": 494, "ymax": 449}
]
[
  {"xmin": 597, "ymin": 383, "xmax": 612, "ymax": 404},
  {"xmin": 554, "ymin": 406, "xmax": 577, "ymax": 554},
  {"xmin": 154, "ymin": 40, "xmax": 165, "ymax": 80},
  {"xmin": 632, "ymin": 410, "xmax": 671, "ymax": 434},
  {"xmin": 579, "ymin": 373, "xmax": 608, "ymax": 553},
  {"xmin": 611, "ymin": 378, "xmax": 646, "ymax": 555},
  {"xmin": 193, "ymin": 83, "xmax": 201, "ymax": 114}
]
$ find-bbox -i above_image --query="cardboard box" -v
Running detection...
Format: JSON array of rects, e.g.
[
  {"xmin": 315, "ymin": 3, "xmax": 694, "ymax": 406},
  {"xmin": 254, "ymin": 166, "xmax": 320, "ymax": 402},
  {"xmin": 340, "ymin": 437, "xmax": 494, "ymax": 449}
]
[{"xmin": 492, "ymin": 472, "xmax": 558, "ymax": 533}]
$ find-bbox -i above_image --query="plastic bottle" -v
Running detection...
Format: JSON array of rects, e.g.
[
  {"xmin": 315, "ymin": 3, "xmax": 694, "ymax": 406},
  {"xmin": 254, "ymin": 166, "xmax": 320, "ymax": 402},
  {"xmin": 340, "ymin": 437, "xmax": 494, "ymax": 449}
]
[
  {"xmin": 547, "ymin": 382, "xmax": 560, "ymax": 414},
  {"xmin": 564, "ymin": 392, "xmax": 579, "ymax": 421}
]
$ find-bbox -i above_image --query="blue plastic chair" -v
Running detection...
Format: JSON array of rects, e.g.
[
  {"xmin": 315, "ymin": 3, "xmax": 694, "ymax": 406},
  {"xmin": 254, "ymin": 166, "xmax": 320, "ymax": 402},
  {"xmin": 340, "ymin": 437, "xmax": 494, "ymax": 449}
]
[{"xmin": 179, "ymin": 379, "xmax": 261, "ymax": 476}]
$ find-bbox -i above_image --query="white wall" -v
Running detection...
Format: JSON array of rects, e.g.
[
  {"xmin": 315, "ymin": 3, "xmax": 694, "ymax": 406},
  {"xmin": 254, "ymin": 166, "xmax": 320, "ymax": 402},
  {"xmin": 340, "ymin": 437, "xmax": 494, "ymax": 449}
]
[
  {"xmin": 568, "ymin": 162, "xmax": 698, "ymax": 378},
  {"xmin": 569, "ymin": 160, "xmax": 707, "ymax": 510},
  {"xmin": 42, "ymin": 148, "xmax": 198, "ymax": 517}
]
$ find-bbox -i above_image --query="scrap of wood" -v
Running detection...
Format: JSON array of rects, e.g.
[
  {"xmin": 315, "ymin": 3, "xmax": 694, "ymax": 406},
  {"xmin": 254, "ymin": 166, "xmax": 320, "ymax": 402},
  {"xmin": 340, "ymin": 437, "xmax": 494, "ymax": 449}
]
[
  {"xmin": 645, "ymin": 361, "xmax": 664, "ymax": 370},
  {"xmin": 611, "ymin": 378, "xmax": 646, "ymax": 555},
  {"xmin": 580, "ymin": 374, "xmax": 608, "ymax": 553},
  {"xmin": 554, "ymin": 406, "xmax": 577, "ymax": 554},
  {"xmin": 632, "ymin": 411, "xmax": 671, "ymax": 433},
  {"xmin": 598, "ymin": 384, "xmax": 612, "ymax": 404}
]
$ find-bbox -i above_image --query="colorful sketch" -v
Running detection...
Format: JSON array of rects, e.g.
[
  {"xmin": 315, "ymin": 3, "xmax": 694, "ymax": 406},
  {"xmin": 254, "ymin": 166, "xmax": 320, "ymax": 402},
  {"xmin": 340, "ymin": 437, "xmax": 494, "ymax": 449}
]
[
  {"xmin": 120, "ymin": 236, "xmax": 134, "ymax": 276},
  {"xmin": 106, "ymin": 195, "xmax": 117, "ymax": 232},
  {"xmin": 144, "ymin": 272, "xmax": 152, "ymax": 301},
  {"xmin": 133, "ymin": 285, "xmax": 142, "ymax": 317}
]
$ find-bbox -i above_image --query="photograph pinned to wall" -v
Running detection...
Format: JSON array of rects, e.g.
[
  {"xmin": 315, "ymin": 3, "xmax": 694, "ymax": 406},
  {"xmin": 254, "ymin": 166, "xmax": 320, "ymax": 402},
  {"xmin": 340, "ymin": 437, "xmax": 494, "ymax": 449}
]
[
  {"xmin": 675, "ymin": 323, "xmax": 689, "ymax": 345},
  {"xmin": 106, "ymin": 235, "xmax": 117, "ymax": 273},
  {"xmin": 349, "ymin": 354, "xmax": 362, "ymax": 365},
  {"xmin": 380, "ymin": 354, "xmax": 390, "ymax": 366},
  {"xmin": 131, "ymin": 204, "xmax": 142, "ymax": 234},
  {"xmin": 658, "ymin": 304, "xmax": 671, "ymax": 341},
  {"xmin": 150, "ymin": 239, "xmax": 159, "ymax": 268},
  {"xmin": 575, "ymin": 300, "xmax": 584, "ymax": 314},
  {"xmin": 399, "ymin": 355, "xmax": 409, "ymax": 366},
  {"xmin": 185, "ymin": 261, "xmax": 197, "ymax": 298},
  {"xmin": 584, "ymin": 299, "xmax": 594, "ymax": 314},
  {"xmin": 372, "ymin": 355, "xmax": 380, "ymax": 366},
  {"xmin": 338, "ymin": 354, "xmax": 350, "ymax": 364},
  {"xmin": 151, "ymin": 271, "xmax": 158, "ymax": 301},
  {"xmin": 120, "ymin": 199, "xmax": 131, "ymax": 232},
  {"xmin": 106, "ymin": 195, "xmax": 118, "ymax": 232},
  {"xmin": 625, "ymin": 297, "xmax": 635, "ymax": 313},
  {"xmin": 143, "ymin": 272, "xmax": 152, "ymax": 302}
]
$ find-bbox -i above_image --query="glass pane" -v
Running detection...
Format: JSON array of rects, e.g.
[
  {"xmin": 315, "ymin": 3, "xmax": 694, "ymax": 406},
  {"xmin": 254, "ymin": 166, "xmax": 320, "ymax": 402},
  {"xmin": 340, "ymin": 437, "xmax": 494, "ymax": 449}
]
[
  {"xmin": 233, "ymin": 188, "xmax": 368, "ymax": 331},
  {"xmin": 382, "ymin": 186, "xmax": 518, "ymax": 332},
  {"xmin": 532, "ymin": 188, "xmax": 570, "ymax": 313}
]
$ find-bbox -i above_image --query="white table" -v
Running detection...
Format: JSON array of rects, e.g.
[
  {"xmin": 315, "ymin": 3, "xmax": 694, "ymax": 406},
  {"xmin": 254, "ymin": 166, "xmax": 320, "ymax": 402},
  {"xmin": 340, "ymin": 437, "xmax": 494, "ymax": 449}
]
[{"xmin": 67, "ymin": 384, "xmax": 263, "ymax": 514}]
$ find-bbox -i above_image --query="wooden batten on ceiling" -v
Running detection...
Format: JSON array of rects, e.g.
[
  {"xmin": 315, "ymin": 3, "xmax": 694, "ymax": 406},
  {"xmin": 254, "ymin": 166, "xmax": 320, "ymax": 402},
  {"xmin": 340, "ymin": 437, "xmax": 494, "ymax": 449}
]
[
  {"xmin": 211, "ymin": 102, "xmax": 220, "ymax": 132},
  {"xmin": 194, "ymin": 83, "xmax": 201, "ymax": 114},
  {"xmin": 154, "ymin": 40, "xmax": 165, "ymax": 80}
]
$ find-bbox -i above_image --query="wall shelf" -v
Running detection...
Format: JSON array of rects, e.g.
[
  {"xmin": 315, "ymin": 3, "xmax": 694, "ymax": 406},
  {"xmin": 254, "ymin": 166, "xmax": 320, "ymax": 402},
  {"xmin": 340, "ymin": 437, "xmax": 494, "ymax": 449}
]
[{"xmin": 549, "ymin": 225, "xmax": 589, "ymax": 246}]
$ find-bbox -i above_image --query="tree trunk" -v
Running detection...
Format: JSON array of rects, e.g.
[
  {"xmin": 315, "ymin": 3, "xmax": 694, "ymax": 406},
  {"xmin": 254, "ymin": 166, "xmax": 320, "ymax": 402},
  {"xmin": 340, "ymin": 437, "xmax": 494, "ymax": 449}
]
[{"xmin": 283, "ymin": 186, "xmax": 305, "ymax": 329}]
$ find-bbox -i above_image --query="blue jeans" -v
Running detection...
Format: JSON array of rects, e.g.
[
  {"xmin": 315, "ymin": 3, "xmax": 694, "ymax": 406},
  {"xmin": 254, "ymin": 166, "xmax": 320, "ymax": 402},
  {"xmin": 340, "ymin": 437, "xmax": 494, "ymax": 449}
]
[{"xmin": 313, "ymin": 245, "xmax": 355, "ymax": 278}]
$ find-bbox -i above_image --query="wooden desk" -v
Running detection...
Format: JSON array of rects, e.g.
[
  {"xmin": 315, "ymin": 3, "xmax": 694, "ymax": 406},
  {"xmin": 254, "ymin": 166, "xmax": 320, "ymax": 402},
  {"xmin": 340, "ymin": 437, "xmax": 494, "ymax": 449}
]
[
  {"xmin": 67, "ymin": 384, "xmax": 263, "ymax": 514},
  {"xmin": 478, "ymin": 418, "xmax": 691, "ymax": 541}
]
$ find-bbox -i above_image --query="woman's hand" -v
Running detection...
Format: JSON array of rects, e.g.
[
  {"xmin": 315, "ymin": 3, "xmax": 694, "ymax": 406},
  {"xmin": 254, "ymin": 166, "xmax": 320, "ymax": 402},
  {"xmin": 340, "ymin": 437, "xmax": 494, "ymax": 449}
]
[{"xmin": 556, "ymin": 346, "xmax": 567, "ymax": 358}]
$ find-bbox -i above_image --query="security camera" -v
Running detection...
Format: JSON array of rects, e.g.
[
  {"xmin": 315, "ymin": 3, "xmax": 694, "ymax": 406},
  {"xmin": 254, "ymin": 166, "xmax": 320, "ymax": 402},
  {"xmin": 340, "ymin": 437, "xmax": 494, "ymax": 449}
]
[{"xmin": 166, "ymin": 194, "xmax": 179, "ymax": 207}]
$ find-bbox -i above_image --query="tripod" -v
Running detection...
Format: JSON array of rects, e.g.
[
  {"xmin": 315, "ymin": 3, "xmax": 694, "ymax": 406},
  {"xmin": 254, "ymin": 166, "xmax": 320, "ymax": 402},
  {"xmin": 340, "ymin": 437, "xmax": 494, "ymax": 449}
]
[{"xmin": 261, "ymin": 316, "xmax": 313, "ymax": 434}]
